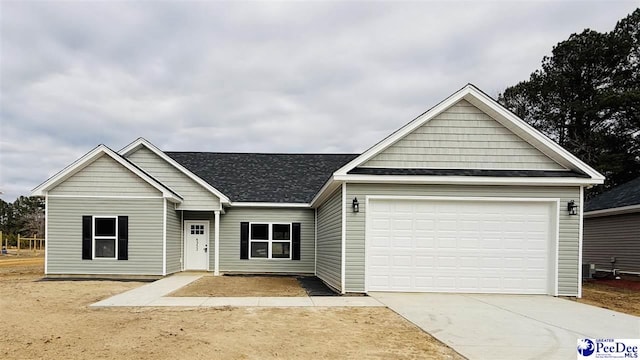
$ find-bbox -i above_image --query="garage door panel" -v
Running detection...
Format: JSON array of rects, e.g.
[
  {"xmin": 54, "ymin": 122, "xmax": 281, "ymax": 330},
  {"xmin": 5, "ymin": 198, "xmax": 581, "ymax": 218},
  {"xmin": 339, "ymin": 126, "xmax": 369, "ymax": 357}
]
[{"xmin": 366, "ymin": 199, "xmax": 553, "ymax": 294}]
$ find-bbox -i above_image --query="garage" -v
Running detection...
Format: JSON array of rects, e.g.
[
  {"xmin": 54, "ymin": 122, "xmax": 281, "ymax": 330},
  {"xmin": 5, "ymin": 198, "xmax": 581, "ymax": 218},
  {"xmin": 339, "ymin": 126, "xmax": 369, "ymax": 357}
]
[{"xmin": 366, "ymin": 198, "xmax": 557, "ymax": 294}]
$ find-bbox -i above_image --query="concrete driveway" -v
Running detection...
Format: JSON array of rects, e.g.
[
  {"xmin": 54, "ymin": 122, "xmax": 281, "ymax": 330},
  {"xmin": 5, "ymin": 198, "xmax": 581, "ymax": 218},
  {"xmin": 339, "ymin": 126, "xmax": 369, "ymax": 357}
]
[{"xmin": 371, "ymin": 292, "xmax": 640, "ymax": 360}]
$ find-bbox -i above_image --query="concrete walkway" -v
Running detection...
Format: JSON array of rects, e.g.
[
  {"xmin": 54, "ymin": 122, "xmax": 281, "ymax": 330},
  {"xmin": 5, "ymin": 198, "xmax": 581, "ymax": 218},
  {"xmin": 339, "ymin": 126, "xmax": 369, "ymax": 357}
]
[
  {"xmin": 91, "ymin": 273, "xmax": 383, "ymax": 308},
  {"xmin": 371, "ymin": 292, "xmax": 640, "ymax": 360}
]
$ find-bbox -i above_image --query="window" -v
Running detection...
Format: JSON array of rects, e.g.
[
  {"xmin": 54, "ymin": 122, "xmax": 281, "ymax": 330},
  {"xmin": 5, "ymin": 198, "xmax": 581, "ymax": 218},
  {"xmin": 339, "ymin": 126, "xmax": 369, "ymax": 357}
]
[
  {"xmin": 94, "ymin": 216, "xmax": 117, "ymax": 258},
  {"xmin": 190, "ymin": 224, "xmax": 204, "ymax": 235},
  {"xmin": 249, "ymin": 223, "xmax": 291, "ymax": 259}
]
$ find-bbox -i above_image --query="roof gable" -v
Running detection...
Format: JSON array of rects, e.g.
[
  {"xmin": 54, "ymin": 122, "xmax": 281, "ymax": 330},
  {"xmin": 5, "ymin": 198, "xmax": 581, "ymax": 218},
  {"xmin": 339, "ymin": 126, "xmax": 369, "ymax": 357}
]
[
  {"xmin": 119, "ymin": 138, "xmax": 230, "ymax": 204},
  {"xmin": 361, "ymin": 99, "xmax": 567, "ymax": 171},
  {"xmin": 334, "ymin": 84, "xmax": 604, "ymax": 182},
  {"xmin": 126, "ymin": 146, "xmax": 223, "ymax": 210},
  {"xmin": 31, "ymin": 145, "xmax": 182, "ymax": 202}
]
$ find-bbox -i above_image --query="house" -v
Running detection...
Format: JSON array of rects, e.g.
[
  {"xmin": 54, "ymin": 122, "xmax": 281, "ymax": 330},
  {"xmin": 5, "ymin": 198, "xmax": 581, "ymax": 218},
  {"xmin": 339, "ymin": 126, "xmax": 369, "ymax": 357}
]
[
  {"xmin": 31, "ymin": 84, "xmax": 604, "ymax": 297},
  {"xmin": 583, "ymin": 176, "xmax": 640, "ymax": 275}
]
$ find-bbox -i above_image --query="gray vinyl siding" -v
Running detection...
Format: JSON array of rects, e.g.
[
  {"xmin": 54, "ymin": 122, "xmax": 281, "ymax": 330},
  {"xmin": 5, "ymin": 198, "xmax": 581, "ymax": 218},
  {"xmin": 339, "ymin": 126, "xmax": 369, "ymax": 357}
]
[
  {"xmin": 219, "ymin": 207, "xmax": 315, "ymax": 273},
  {"xmin": 583, "ymin": 213, "xmax": 640, "ymax": 274},
  {"xmin": 183, "ymin": 211, "xmax": 216, "ymax": 271},
  {"xmin": 362, "ymin": 100, "xmax": 565, "ymax": 170},
  {"xmin": 49, "ymin": 155, "xmax": 160, "ymax": 196},
  {"xmin": 126, "ymin": 147, "xmax": 221, "ymax": 210},
  {"xmin": 344, "ymin": 184, "xmax": 581, "ymax": 295},
  {"xmin": 47, "ymin": 197, "xmax": 164, "ymax": 275},
  {"xmin": 316, "ymin": 187, "xmax": 343, "ymax": 291},
  {"xmin": 166, "ymin": 202, "xmax": 182, "ymax": 274}
]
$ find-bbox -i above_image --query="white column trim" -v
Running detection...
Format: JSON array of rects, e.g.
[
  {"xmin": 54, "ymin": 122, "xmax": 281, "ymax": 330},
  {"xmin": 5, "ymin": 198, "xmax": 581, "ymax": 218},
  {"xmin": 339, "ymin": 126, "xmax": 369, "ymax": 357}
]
[
  {"xmin": 162, "ymin": 198, "xmax": 167, "ymax": 276},
  {"xmin": 578, "ymin": 186, "xmax": 584, "ymax": 298},
  {"xmin": 214, "ymin": 210, "xmax": 220, "ymax": 276},
  {"xmin": 180, "ymin": 210, "xmax": 184, "ymax": 271},
  {"xmin": 340, "ymin": 182, "xmax": 346, "ymax": 294},
  {"xmin": 314, "ymin": 207, "xmax": 318, "ymax": 276},
  {"xmin": 44, "ymin": 192, "xmax": 49, "ymax": 275}
]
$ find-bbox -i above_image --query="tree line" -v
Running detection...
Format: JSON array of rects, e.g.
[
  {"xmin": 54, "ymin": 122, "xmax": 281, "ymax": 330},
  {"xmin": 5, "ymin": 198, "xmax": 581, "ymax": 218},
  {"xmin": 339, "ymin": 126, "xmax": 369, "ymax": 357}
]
[
  {"xmin": 0, "ymin": 196, "xmax": 45, "ymax": 246},
  {"xmin": 499, "ymin": 8, "xmax": 639, "ymax": 197}
]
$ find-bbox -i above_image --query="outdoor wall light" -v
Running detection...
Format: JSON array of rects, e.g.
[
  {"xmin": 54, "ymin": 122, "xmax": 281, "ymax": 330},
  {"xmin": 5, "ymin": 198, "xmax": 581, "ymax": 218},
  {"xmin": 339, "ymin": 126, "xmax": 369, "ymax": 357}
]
[
  {"xmin": 352, "ymin": 197, "xmax": 359, "ymax": 213},
  {"xmin": 567, "ymin": 200, "xmax": 579, "ymax": 215}
]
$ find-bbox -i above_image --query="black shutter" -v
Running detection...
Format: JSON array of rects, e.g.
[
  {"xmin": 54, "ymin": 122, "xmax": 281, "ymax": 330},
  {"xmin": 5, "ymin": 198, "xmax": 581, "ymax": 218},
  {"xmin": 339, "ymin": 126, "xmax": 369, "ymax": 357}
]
[
  {"xmin": 82, "ymin": 216, "xmax": 92, "ymax": 260},
  {"xmin": 240, "ymin": 222, "xmax": 249, "ymax": 259},
  {"xmin": 117, "ymin": 216, "xmax": 128, "ymax": 260},
  {"xmin": 292, "ymin": 222, "xmax": 301, "ymax": 260}
]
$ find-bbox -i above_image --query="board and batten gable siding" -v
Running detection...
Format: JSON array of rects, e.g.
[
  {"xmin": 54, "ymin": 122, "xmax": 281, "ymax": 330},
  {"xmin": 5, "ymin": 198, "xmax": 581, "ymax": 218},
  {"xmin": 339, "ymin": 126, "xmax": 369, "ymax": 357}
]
[
  {"xmin": 49, "ymin": 155, "xmax": 160, "ymax": 196},
  {"xmin": 218, "ymin": 207, "xmax": 315, "ymax": 273},
  {"xmin": 362, "ymin": 100, "xmax": 566, "ymax": 170},
  {"xmin": 47, "ymin": 197, "xmax": 164, "ymax": 275},
  {"xmin": 166, "ymin": 203, "xmax": 182, "ymax": 274},
  {"xmin": 126, "ymin": 146, "xmax": 221, "ymax": 210},
  {"xmin": 316, "ymin": 187, "xmax": 343, "ymax": 291},
  {"xmin": 183, "ymin": 211, "xmax": 216, "ymax": 271},
  {"xmin": 344, "ymin": 184, "xmax": 581, "ymax": 295},
  {"xmin": 583, "ymin": 213, "xmax": 640, "ymax": 274}
]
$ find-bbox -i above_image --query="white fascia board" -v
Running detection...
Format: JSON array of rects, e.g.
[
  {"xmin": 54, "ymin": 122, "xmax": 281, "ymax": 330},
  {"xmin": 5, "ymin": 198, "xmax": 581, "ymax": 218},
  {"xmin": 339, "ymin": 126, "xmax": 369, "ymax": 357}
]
[
  {"xmin": 229, "ymin": 202, "xmax": 311, "ymax": 208},
  {"xmin": 334, "ymin": 174, "xmax": 604, "ymax": 186},
  {"xmin": 119, "ymin": 137, "xmax": 231, "ymax": 204},
  {"xmin": 332, "ymin": 84, "xmax": 604, "ymax": 182},
  {"xmin": 31, "ymin": 144, "xmax": 183, "ymax": 203},
  {"xmin": 584, "ymin": 204, "xmax": 640, "ymax": 218},
  {"xmin": 310, "ymin": 177, "xmax": 341, "ymax": 208}
]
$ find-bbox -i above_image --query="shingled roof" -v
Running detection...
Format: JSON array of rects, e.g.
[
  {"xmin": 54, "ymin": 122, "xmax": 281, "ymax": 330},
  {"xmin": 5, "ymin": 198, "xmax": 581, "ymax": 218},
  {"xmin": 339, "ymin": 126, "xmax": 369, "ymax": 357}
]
[
  {"xmin": 166, "ymin": 152, "xmax": 359, "ymax": 203},
  {"xmin": 586, "ymin": 176, "xmax": 640, "ymax": 212}
]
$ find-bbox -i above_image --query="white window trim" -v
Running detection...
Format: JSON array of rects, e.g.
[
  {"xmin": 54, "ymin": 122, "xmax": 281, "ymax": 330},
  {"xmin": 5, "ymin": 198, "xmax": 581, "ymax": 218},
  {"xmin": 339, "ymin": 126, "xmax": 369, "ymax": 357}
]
[
  {"xmin": 93, "ymin": 215, "xmax": 118, "ymax": 260},
  {"xmin": 248, "ymin": 222, "xmax": 292, "ymax": 260}
]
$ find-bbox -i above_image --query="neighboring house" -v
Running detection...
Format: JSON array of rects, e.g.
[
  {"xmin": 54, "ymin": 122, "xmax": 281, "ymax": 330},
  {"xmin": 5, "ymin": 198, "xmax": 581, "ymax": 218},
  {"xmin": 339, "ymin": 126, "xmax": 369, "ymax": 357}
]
[
  {"xmin": 31, "ymin": 84, "xmax": 604, "ymax": 297},
  {"xmin": 583, "ymin": 176, "xmax": 640, "ymax": 275}
]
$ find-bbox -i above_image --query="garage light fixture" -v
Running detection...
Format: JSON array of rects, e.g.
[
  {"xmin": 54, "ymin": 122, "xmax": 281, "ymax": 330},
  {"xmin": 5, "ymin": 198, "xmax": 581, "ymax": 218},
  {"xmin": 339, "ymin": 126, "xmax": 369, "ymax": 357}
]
[
  {"xmin": 567, "ymin": 200, "xmax": 578, "ymax": 215},
  {"xmin": 352, "ymin": 197, "xmax": 359, "ymax": 213}
]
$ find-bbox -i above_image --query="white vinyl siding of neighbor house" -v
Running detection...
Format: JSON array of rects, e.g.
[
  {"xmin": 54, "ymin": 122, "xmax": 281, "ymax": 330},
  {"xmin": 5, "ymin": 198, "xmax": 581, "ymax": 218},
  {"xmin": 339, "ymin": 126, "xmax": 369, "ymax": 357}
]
[
  {"xmin": 219, "ymin": 207, "xmax": 315, "ymax": 273},
  {"xmin": 47, "ymin": 197, "xmax": 164, "ymax": 275},
  {"xmin": 344, "ymin": 184, "xmax": 581, "ymax": 295},
  {"xmin": 166, "ymin": 203, "xmax": 182, "ymax": 274},
  {"xmin": 362, "ymin": 100, "xmax": 566, "ymax": 170},
  {"xmin": 583, "ymin": 213, "xmax": 640, "ymax": 274},
  {"xmin": 316, "ymin": 187, "xmax": 343, "ymax": 291},
  {"xmin": 126, "ymin": 147, "xmax": 221, "ymax": 210},
  {"xmin": 49, "ymin": 155, "xmax": 161, "ymax": 196},
  {"xmin": 183, "ymin": 211, "xmax": 216, "ymax": 271}
]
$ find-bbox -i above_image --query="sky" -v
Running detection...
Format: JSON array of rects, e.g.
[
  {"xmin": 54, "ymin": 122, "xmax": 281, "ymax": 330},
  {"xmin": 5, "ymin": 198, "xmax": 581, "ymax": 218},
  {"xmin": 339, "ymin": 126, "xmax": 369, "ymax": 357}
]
[{"xmin": 1, "ymin": 1, "xmax": 638, "ymax": 202}]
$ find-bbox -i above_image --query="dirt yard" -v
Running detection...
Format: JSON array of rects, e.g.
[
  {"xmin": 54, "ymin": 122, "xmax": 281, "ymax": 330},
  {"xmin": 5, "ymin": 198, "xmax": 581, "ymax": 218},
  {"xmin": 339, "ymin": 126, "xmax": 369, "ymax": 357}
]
[
  {"xmin": 0, "ymin": 258, "xmax": 462, "ymax": 359},
  {"xmin": 170, "ymin": 275, "xmax": 308, "ymax": 297},
  {"xmin": 579, "ymin": 280, "xmax": 640, "ymax": 316}
]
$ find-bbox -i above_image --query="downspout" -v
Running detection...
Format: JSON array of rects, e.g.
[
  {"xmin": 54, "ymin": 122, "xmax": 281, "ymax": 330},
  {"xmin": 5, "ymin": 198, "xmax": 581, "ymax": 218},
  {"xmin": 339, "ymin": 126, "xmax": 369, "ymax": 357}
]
[{"xmin": 341, "ymin": 182, "xmax": 346, "ymax": 294}]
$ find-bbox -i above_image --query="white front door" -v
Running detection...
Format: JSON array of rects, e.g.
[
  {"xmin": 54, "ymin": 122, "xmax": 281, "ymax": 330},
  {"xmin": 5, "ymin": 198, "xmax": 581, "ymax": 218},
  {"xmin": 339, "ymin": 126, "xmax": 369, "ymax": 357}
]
[{"xmin": 184, "ymin": 221, "xmax": 209, "ymax": 270}]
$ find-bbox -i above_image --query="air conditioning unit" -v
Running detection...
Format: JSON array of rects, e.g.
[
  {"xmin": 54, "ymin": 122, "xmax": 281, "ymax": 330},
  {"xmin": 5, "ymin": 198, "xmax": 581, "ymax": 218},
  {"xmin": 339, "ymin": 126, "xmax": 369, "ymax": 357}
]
[{"xmin": 582, "ymin": 263, "xmax": 596, "ymax": 279}]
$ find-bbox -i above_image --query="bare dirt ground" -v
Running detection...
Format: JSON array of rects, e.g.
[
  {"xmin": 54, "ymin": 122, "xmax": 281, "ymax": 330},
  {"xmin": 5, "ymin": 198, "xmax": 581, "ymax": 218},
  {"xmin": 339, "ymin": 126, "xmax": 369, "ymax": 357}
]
[
  {"xmin": 170, "ymin": 276, "xmax": 308, "ymax": 297},
  {"xmin": 0, "ymin": 258, "xmax": 463, "ymax": 359},
  {"xmin": 579, "ymin": 280, "xmax": 640, "ymax": 316}
]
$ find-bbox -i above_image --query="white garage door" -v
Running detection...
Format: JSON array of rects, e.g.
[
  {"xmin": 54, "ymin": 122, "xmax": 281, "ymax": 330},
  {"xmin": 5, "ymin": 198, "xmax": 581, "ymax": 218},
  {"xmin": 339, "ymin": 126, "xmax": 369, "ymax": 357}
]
[{"xmin": 366, "ymin": 199, "xmax": 555, "ymax": 294}]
